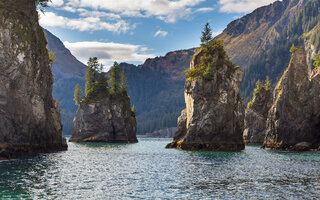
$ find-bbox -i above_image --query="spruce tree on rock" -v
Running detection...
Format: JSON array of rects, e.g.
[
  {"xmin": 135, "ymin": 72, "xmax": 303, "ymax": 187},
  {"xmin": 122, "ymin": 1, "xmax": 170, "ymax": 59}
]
[
  {"xmin": 108, "ymin": 62, "xmax": 122, "ymax": 94},
  {"xmin": 85, "ymin": 66, "xmax": 94, "ymax": 96},
  {"xmin": 74, "ymin": 84, "xmax": 82, "ymax": 105},
  {"xmin": 120, "ymin": 69, "xmax": 128, "ymax": 94},
  {"xmin": 201, "ymin": 22, "xmax": 213, "ymax": 46}
]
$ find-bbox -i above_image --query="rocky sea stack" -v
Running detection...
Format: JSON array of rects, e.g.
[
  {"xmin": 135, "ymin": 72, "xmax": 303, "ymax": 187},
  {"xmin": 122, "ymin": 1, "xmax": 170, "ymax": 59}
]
[
  {"xmin": 70, "ymin": 61, "xmax": 137, "ymax": 143},
  {"xmin": 0, "ymin": 0, "xmax": 67, "ymax": 159},
  {"xmin": 243, "ymin": 79, "xmax": 272, "ymax": 144},
  {"xmin": 263, "ymin": 47, "xmax": 320, "ymax": 151},
  {"xmin": 166, "ymin": 40, "xmax": 245, "ymax": 151}
]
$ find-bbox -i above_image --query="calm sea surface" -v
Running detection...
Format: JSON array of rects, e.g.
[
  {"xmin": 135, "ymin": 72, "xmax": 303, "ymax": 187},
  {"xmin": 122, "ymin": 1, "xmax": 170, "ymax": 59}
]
[{"xmin": 0, "ymin": 138, "xmax": 319, "ymax": 199}]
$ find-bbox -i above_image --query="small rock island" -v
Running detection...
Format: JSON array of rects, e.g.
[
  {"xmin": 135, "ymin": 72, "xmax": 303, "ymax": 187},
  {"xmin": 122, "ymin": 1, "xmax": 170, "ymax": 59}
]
[
  {"xmin": 70, "ymin": 60, "xmax": 138, "ymax": 143},
  {"xmin": 166, "ymin": 39, "xmax": 245, "ymax": 151},
  {"xmin": 243, "ymin": 78, "xmax": 272, "ymax": 145},
  {"xmin": 263, "ymin": 47, "xmax": 320, "ymax": 151},
  {"xmin": 0, "ymin": 0, "xmax": 67, "ymax": 159}
]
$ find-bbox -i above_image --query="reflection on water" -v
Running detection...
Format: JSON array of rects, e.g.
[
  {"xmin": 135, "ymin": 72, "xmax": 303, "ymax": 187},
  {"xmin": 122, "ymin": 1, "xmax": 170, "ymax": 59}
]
[{"xmin": 0, "ymin": 138, "xmax": 319, "ymax": 199}]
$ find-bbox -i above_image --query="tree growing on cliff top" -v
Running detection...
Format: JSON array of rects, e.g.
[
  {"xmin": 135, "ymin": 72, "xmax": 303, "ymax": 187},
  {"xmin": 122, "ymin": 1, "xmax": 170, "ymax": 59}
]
[
  {"xmin": 74, "ymin": 84, "xmax": 82, "ymax": 105},
  {"xmin": 120, "ymin": 70, "xmax": 128, "ymax": 94},
  {"xmin": 108, "ymin": 62, "xmax": 122, "ymax": 94},
  {"xmin": 201, "ymin": 22, "xmax": 213, "ymax": 46}
]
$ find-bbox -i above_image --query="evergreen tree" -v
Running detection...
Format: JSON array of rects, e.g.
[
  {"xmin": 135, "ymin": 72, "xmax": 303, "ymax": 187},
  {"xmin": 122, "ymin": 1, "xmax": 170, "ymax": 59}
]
[
  {"xmin": 120, "ymin": 69, "xmax": 128, "ymax": 94},
  {"xmin": 264, "ymin": 76, "xmax": 272, "ymax": 90},
  {"xmin": 84, "ymin": 66, "xmax": 94, "ymax": 96},
  {"xmin": 87, "ymin": 57, "xmax": 100, "ymax": 74},
  {"xmin": 73, "ymin": 84, "xmax": 82, "ymax": 105},
  {"xmin": 108, "ymin": 62, "xmax": 122, "ymax": 94},
  {"xmin": 201, "ymin": 22, "xmax": 213, "ymax": 45}
]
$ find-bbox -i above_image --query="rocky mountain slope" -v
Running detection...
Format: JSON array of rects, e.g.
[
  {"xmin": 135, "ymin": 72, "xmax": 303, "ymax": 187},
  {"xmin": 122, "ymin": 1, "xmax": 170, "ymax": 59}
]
[
  {"xmin": 45, "ymin": 29, "xmax": 86, "ymax": 135},
  {"xmin": 166, "ymin": 40, "xmax": 245, "ymax": 151},
  {"xmin": 0, "ymin": 0, "xmax": 67, "ymax": 159},
  {"xmin": 263, "ymin": 47, "xmax": 320, "ymax": 151}
]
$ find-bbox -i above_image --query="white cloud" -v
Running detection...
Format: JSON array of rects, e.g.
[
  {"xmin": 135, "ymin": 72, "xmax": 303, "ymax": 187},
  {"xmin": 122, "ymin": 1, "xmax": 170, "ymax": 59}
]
[
  {"xmin": 48, "ymin": 0, "xmax": 64, "ymax": 7},
  {"xmin": 195, "ymin": 7, "xmax": 214, "ymax": 13},
  {"xmin": 154, "ymin": 30, "xmax": 168, "ymax": 38},
  {"xmin": 64, "ymin": 0, "xmax": 206, "ymax": 23},
  {"xmin": 39, "ymin": 12, "xmax": 130, "ymax": 33},
  {"xmin": 78, "ymin": 9, "xmax": 121, "ymax": 20},
  {"xmin": 218, "ymin": 0, "xmax": 277, "ymax": 13},
  {"xmin": 63, "ymin": 41, "xmax": 156, "ymax": 67},
  {"xmin": 61, "ymin": 6, "xmax": 76, "ymax": 12}
]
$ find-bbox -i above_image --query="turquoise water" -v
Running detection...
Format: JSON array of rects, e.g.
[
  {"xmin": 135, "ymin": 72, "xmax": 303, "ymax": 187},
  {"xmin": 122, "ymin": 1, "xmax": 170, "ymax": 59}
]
[{"xmin": 0, "ymin": 138, "xmax": 319, "ymax": 199}]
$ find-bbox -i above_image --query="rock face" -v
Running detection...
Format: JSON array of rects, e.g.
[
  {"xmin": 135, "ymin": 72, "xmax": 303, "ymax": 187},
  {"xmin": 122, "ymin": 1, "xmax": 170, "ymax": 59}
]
[
  {"xmin": 263, "ymin": 47, "xmax": 320, "ymax": 150},
  {"xmin": 243, "ymin": 86, "xmax": 272, "ymax": 144},
  {"xmin": 166, "ymin": 41, "xmax": 245, "ymax": 151},
  {"xmin": 0, "ymin": 0, "xmax": 67, "ymax": 159},
  {"xmin": 70, "ymin": 96, "xmax": 138, "ymax": 143}
]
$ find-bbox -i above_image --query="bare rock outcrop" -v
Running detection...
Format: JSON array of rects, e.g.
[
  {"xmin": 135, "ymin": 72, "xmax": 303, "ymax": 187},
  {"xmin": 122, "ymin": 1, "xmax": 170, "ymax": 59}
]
[
  {"xmin": 243, "ymin": 81, "xmax": 272, "ymax": 144},
  {"xmin": 166, "ymin": 40, "xmax": 245, "ymax": 151},
  {"xmin": 0, "ymin": 0, "xmax": 67, "ymax": 159},
  {"xmin": 70, "ymin": 95, "xmax": 137, "ymax": 143},
  {"xmin": 263, "ymin": 47, "xmax": 320, "ymax": 150}
]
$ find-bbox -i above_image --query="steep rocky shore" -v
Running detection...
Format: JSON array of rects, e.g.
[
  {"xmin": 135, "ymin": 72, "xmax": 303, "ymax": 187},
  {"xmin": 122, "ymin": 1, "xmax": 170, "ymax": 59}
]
[
  {"xmin": 263, "ymin": 47, "xmax": 320, "ymax": 151},
  {"xmin": 243, "ymin": 80, "xmax": 272, "ymax": 144},
  {"xmin": 70, "ymin": 95, "xmax": 137, "ymax": 143},
  {"xmin": 0, "ymin": 0, "xmax": 67, "ymax": 159},
  {"xmin": 70, "ymin": 61, "xmax": 137, "ymax": 143},
  {"xmin": 166, "ymin": 40, "xmax": 245, "ymax": 151}
]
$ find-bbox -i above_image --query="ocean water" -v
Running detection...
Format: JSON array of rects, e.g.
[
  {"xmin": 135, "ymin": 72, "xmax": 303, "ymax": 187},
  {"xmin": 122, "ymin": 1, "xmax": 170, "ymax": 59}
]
[{"xmin": 0, "ymin": 138, "xmax": 319, "ymax": 199}]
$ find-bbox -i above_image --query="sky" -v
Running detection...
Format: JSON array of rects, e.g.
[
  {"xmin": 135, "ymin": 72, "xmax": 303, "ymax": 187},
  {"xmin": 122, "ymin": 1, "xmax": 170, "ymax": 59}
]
[{"xmin": 39, "ymin": 0, "xmax": 278, "ymax": 68}]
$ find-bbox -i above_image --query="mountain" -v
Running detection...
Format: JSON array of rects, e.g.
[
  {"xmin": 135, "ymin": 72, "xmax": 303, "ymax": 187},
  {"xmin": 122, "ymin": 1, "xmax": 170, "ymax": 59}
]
[
  {"xmin": 216, "ymin": 0, "xmax": 320, "ymax": 102},
  {"xmin": 120, "ymin": 49, "xmax": 197, "ymax": 133},
  {"xmin": 45, "ymin": 29, "xmax": 86, "ymax": 135}
]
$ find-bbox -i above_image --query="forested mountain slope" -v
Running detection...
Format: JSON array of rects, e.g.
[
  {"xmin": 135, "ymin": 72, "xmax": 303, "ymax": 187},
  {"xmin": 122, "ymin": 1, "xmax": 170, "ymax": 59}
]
[{"xmin": 233, "ymin": 0, "xmax": 320, "ymax": 102}]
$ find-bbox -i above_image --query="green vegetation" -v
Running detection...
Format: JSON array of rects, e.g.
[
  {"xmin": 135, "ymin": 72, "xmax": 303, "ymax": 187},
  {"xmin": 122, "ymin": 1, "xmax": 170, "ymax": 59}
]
[
  {"xmin": 73, "ymin": 58, "xmax": 129, "ymax": 105},
  {"xmin": 186, "ymin": 39, "xmax": 233, "ymax": 82},
  {"xmin": 247, "ymin": 77, "xmax": 272, "ymax": 109},
  {"xmin": 290, "ymin": 44, "xmax": 298, "ymax": 53},
  {"xmin": 73, "ymin": 84, "xmax": 82, "ymax": 105},
  {"xmin": 108, "ymin": 62, "xmax": 122, "ymax": 94},
  {"xmin": 48, "ymin": 51, "xmax": 56, "ymax": 63},
  {"xmin": 313, "ymin": 54, "xmax": 320, "ymax": 68},
  {"xmin": 201, "ymin": 22, "xmax": 213, "ymax": 46},
  {"xmin": 131, "ymin": 105, "xmax": 136, "ymax": 115}
]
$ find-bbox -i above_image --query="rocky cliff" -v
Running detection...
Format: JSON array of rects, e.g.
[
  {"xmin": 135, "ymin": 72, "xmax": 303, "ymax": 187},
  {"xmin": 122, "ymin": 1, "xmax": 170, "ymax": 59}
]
[
  {"xmin": 166, "ymin": 40, "xmax": 245, "ymax": 151},
  {"xmin": 70, "ymin": 95, "xmax": 137, "ymax": 143},
  {"xmin": 243, "ymin": 81, "xmax": 272, "ymax": 144},
  {"xmin": 263, "ymin": 47, "xmax": 320, "ymax": 151},
  {"xmin": 0, "ymin": 0, "xmax": 67, "ymax": 159}
]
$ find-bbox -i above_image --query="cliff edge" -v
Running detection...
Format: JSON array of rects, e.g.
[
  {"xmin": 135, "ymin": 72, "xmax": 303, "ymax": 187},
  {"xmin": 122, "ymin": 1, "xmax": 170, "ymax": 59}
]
[{"xmin": 0, "ymin": 0, "xmax": 67, "ymax": 159}]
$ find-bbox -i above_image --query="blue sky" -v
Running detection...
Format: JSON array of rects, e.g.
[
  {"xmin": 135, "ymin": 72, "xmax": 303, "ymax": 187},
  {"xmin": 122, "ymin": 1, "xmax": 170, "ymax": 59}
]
[{"xmin": 39, "ymin": 0, "xmax": 277, "ymax": 68}]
